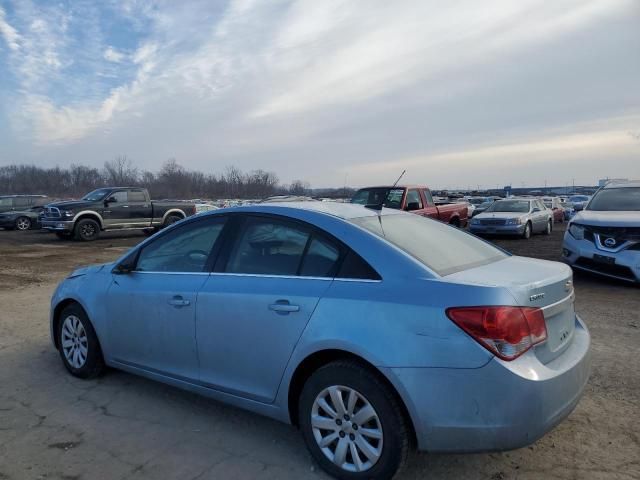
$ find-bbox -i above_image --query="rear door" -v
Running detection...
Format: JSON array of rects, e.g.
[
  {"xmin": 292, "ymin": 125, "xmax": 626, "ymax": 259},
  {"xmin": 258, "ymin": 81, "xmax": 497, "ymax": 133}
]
[
  {"xmin": 127, "ymin": 189, "xmax": 153, "ymax": 226},
  {"xmin": 195, "ymin": 214, "xmax": 337, "ymax": 402}
]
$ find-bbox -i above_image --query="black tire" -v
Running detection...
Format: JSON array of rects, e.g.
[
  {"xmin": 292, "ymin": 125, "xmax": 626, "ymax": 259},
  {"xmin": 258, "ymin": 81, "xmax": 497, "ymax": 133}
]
[
  {"xmin": 299, "ymin": 361, "xmax": 410, "ymax": 480},
  {"xmin": 163, "ymin": 214, "xmax": 183, "ymax": 228},
  {"xmin": 449, "ymin": 218, "xmax": 460, "ymax": 228},
  {"xmin": 15, "ymin": 216, "xmax": 31, "ymax": 231},
  {"xmin": 55, "ymin": 232, "xmax": 73, "ymax": 240},
  {"xmin": 56, "ymin": 303, "xmax": 105, "ymax": 379},
  {"xmin": 544, "ymin": 220, "xmax": 552, "ymax": 235},
  {"xmin": 74, "ymin": 218, "xmax": 100, "ymax": 241},
  {"xmin": 522, "ymin": 222, "xmax": 532, "ymax": 239},
  {"xmin": 143, "ymin": 227, "xmax": 159, "ymax": 237}
]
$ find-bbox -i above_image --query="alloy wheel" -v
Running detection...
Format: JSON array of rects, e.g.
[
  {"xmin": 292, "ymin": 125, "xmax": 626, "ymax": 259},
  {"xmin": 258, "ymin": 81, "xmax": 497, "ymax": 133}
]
[
  {"xmin": 61, "ymin": 315, "xmax": 88, "ymax": 368},
  {"xmin": 81, "ymin": 223, "xmax": 96, "ymax": 237},
  {"xmin": 311, "ymin": 385, "xmax": 383, "ymax": 473},
  {"xmin": 16, "ymin": 217, "xmax": 31, "ymax": 230}
]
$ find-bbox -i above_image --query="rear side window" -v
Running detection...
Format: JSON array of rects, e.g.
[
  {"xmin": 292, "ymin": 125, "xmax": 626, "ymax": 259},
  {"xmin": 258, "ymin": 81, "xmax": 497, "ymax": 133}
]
[
  {"xmin": 226, "ymin": 217, "xmax": 310, "ymax": 276},
  {"xmin": 352, "ymin": 214, "xmax": 507, "ymax": 276},
  {"xmin": 128, "ymin": 190, "xmax": 146, "ymax": 202},
  {"xmin": 337, "ymin": 250, "xmax": 380, "ymax": 280},
  {"xmin": 299, "ymin": 236, "xmax": 340, "ymax": 277},
  {"xmin": 14, "ymin": 197, "xmax": 31, "ymax": 207}
]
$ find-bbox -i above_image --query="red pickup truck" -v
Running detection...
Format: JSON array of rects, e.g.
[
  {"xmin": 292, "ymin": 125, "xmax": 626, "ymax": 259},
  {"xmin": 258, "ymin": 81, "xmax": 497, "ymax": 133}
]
[{"xmin": 352, "ymin": 185, "xmax": 468, "ymax": 227}]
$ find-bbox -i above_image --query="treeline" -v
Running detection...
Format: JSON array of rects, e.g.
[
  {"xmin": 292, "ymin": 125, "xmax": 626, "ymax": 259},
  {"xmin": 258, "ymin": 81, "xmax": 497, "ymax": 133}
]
[{"xmin": 0, "ymin": 157, "xmax": 313, "ymax": 199}]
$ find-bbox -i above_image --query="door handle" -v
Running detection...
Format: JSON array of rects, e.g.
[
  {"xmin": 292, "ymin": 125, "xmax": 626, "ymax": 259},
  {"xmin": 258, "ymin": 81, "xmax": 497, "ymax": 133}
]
[
  {"xmin": 269, "ymin": 300, "xmax": 300, "ymax": 314},
  {"xmin": 122, "ymin": 205, "xmax": 129, "ymax": 208},
  {"xmin": 168, "ymin": 295, "xmax": 191, "ymax": 307}
]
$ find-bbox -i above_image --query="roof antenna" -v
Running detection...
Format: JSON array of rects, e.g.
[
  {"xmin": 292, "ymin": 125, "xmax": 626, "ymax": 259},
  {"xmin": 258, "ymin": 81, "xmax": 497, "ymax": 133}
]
[{"xmin": 392, "ymin": 169, "xmax": 406, "ymax": 187}]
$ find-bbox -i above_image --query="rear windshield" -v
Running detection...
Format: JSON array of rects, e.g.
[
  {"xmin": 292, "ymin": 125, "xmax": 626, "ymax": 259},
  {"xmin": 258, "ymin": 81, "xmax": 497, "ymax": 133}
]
[
  {"xmin": 486, "ymin": 200, "xmax": 530, "ymax": 213},
  {"xmin": 351, "ymin": 188, "xmax": 404, "ymax": 209},
  {"xmin": 352, "ymin": 214, "xmax": 507, "ymax": 276},
  {"xmin": 587, "ymin": 187, "xmax": 640, "ymax": 211}
]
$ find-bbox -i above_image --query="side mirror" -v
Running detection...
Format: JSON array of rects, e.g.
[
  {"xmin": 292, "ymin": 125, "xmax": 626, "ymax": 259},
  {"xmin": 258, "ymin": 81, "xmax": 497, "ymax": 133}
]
[
  {"xmin": 532, "ymin": 207, "xmax": 541, "ymax": 212},
  {"xmin": 112, "ymin": 260, "xmax": 136, "ymax": 274},
  {"xmin": 405, "ymin": 202, "xmax": 420, "ymax": 211}
]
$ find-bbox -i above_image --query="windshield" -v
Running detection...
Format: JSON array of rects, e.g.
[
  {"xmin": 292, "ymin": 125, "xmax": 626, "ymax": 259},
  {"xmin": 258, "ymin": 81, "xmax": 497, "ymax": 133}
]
[
  {"xmin": 587, "ymin": 187, "xmax": 640, "ymax": 211},
  {"xmin": 486, "ymin": 200, "xmax": 530, "ymax": 213},
  {"xmin": 543, "ymin": 199, "xmax": 553, "ymax": 207},
  {"xmin": 82, "ymin": 188, "xmax": 110, "ymax": 201},
  {"xmin": 352, "ymin": 214, "xmax": 507, "ymax": 276},
  {"xmin": 352, "ymin": 188, "xmax": 404, "ymax": 209},
  {"xmin": 468, "ymin": 198, "xmax": 486, "ymax": 205}
]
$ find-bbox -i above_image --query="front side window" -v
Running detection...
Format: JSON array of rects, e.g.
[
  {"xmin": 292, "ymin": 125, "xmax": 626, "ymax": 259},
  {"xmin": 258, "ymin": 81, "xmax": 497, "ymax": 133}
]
[
  {"xmin": 587, "ymin": 187, "xmax": 640, "ymax": 212},
  {"xmin": 14, "ymin": 197, "xmax": 31, "ymax": 207},
  {"xmin": 108, "ymin": 191, "xmax": 128, "ymax": 203},
  {"xmin": 226, "ymin": 217, "xmax": 310, "ymax": 275},
  {"xmin": 352, "ymin": 214, "xmax": 507, "ymax": 276},
  {"xmin": 136, "ymin": 217, "xmax": 226, "ymax": 272},
  {"xmin": 405, "ymin": 189, "xmax": 423, "ymax": 210}
]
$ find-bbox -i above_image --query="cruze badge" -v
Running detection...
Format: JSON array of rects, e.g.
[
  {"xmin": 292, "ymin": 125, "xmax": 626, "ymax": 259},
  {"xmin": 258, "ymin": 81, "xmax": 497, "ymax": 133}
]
[{"xmin": 530, "ymin": 293, "xmax": 545, "ymax": 301}]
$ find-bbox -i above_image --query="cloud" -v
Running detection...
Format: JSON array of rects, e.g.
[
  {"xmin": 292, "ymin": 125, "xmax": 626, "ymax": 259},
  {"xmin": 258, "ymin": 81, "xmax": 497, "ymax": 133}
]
[
  {"xmin": 0, "ymin": 6, "xmax": 20, "ymax": 51},
  {"xmin": 103, "ymin": 46, "xmax": 125, "ymax": 63}
]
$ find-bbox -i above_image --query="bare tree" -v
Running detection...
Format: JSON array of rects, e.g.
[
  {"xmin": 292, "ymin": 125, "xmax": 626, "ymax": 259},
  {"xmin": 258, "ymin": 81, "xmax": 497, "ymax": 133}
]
[{"xmin": 103, "ymin": 155, "xmax": 139, "ymax": 186}]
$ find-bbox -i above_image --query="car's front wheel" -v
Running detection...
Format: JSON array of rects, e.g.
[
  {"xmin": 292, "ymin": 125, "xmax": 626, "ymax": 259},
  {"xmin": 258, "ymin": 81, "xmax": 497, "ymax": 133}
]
[
  {"xmin": 544, "ymin": 220, "xmax": 552, "ymax": 235},
  {"xmin": 522, "ymin": 222, "xmax": 532, "ymax": 239},
  {"xmin": 57, "ymin": 303, "xmax": 105, "ymax": 379},
  {"xmin": 299, "ymin": 361, "xmax": 409, "ymax": 480},
  {"xmin": 75, "ymin": 218, "xmax": 100, "ymax": 241}
]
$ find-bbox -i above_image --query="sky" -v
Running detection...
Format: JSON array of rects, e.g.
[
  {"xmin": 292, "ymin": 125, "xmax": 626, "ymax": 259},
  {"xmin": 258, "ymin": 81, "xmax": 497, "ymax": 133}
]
[{"xmin": 0, "ymin": 0, "xmax": 639, "ymax": 189}]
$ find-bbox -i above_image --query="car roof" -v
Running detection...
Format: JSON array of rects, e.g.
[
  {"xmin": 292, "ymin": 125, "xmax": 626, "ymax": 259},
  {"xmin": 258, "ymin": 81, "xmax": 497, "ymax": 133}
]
[
  {"xmin": 209, "ymin": 201, "xmax": 404, "ymax": 220},
  {"xmin": 602, "ymin": 180, "xmax": 640, "ymax": 189}
]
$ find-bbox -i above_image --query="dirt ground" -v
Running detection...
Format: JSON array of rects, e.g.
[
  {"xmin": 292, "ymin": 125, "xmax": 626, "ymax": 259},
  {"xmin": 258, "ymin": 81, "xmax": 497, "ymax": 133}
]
[{"xmin": 0, "ymin": 226, "xmax": 638, "ymax": 480}]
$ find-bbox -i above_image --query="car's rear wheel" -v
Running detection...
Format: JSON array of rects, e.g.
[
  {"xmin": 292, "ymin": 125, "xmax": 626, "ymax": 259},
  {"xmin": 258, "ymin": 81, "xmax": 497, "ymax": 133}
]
[
  {"xmin": 15, "ymin": 216, "xmax": 31, "ymax": 230},
  {"xmin": 57, "ymin": 304, "xmax": 105, "ymax": 379},
  {"xmin": 299, "ymin": 361, "xmax": 409, "ymax": 480},
  {"xmin": 522, "ymin": 222, "xmax": 532, "ymax": 239},
  {"xmin": 75, "ymin": 218, "xmax": 100, "ymax": 241},
  {"xmin": 163, "ymin": 214, "xmax": 182, "ymax": 228}
]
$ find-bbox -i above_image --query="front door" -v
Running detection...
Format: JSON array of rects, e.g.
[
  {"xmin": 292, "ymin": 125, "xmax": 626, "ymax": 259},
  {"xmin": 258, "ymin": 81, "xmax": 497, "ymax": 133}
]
[
  {"xmin": 102, "ymin": 190, "xmax": 130, "ymax": 227},
  {"xmin": 106, "ymin": 216, "xmax": 227, "ymax": 380},
  {"xmin": 196, "ymin": 215, "xmax": 338, "ymax": 402}
]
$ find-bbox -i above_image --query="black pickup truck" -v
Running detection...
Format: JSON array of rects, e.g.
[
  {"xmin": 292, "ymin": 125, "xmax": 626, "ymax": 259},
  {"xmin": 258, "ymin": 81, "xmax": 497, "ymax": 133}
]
[{"xmin": 41, "ymin": 187, "xmax": 196, "ymax": 241}]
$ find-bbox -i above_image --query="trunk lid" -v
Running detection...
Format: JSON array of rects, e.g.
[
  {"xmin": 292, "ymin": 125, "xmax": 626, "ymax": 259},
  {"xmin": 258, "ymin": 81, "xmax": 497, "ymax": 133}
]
[{"xmin": 445, "ymin": 256, "xmax": 576, "ymax": 363}]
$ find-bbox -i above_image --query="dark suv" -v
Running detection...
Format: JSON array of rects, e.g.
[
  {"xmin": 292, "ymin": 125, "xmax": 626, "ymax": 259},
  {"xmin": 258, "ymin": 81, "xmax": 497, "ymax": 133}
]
[
  {"xmin": 0, "ymin": 195, "xmax": 48, "ymax": 213},
  {"xmin": 0, "ymin": 196, "xmax": 48, "ymax": 230}
]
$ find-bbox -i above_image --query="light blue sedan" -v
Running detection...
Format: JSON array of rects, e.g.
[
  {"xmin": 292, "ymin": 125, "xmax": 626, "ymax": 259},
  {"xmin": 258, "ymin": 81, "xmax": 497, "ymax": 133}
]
[{"xmin": 51, "ymin": 202, "xmax": 590, "ymax": 479}]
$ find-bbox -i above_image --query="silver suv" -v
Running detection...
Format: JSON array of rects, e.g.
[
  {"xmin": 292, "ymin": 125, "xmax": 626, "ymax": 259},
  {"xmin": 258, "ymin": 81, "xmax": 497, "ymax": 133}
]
[{"xmin": 563, "ymin": 181, "xmax": 640, "ymax": 283}]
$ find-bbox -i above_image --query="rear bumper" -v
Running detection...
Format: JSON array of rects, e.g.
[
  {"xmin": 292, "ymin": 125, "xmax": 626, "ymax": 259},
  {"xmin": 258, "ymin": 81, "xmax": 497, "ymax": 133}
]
[
  {"xmin": 469, "ymin": 224, "xmax": 525, "ymax": 235},
  {"xmin": 388, "ymin": 315, "xmax": 591, "ymax": 452},
  {"xmin": 41, "ymin": 220, "xmax": 74, "ymax": 232},
  {"xmin": 562, "ymin": 232, "xmax": 640, "ymax": 283}
]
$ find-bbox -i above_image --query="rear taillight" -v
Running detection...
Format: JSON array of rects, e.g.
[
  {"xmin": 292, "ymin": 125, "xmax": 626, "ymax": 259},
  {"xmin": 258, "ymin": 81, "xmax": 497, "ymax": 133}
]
[{"xmin": 446, "ymin": 306, "xmax": 547, "ymax": 361}]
